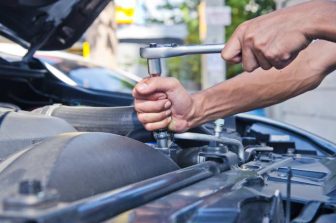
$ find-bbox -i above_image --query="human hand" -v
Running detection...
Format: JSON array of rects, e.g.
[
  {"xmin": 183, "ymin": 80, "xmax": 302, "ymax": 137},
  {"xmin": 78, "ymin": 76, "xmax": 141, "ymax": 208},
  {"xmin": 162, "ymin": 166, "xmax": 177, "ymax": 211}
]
[
  {"xmin": 133, "ymin": 77, "xmax": 197, "ymax": 132},
  {"xmin": 222, "ymin": 0, "xmax": 334, "ymax": 72}
]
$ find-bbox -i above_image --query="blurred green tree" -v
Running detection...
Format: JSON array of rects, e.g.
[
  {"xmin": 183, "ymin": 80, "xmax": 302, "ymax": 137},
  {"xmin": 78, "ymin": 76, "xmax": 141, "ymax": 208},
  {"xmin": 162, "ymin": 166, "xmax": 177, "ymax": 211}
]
[
  {"xmin": 226, "ymin": 0, "xmax": 275, "ymax": 78},
  {"xmin": 146, "ymin": 0, "xmax": 202, "ymax": 89}
]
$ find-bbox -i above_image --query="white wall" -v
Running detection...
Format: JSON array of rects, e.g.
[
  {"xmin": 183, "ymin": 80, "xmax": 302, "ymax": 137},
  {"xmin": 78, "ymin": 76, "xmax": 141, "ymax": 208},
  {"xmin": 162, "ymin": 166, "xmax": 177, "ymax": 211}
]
[{"xmin": 267, "ymin": 71, "xmax": 336, "ymax": 142}]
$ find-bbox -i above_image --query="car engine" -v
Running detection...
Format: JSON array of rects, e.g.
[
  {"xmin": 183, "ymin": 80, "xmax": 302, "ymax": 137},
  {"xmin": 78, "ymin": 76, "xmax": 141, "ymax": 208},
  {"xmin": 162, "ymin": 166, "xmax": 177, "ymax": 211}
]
[{"xmin": 0, "ymin": 105, "xmax": 335, "ymax": 223}]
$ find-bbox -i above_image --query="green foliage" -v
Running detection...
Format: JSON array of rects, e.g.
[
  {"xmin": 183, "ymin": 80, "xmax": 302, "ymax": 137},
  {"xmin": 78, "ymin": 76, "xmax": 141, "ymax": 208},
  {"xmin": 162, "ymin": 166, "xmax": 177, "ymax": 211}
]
[
  {"xmin": 226, "ymin": 0, "xmax": 275, "ymax": 78},
  {"xmin": 166, "ymin": 0, "xmax": 201, "ymax": 87},
  {"xmin": 146, "ymin": 0, "xmax": 202, "ymax": 88},
  {"xmin": 146, "ymin": 0, "xmax": 275, "ymax": 85}
]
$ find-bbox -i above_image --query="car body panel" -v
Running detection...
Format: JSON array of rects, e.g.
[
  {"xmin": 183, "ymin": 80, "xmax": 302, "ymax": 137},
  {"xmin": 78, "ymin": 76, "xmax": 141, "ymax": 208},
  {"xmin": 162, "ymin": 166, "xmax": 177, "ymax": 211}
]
[{"xmin": 0, "ymin": 0, "xmax": 110, "ymax": 50}]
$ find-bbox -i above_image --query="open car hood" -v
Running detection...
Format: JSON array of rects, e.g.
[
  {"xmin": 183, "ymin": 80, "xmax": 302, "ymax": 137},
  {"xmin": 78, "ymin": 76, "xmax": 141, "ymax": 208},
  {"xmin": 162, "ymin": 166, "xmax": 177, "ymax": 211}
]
[{"xmin": 0, "ymin": 0, "xmax": 110, "ymax": 51}]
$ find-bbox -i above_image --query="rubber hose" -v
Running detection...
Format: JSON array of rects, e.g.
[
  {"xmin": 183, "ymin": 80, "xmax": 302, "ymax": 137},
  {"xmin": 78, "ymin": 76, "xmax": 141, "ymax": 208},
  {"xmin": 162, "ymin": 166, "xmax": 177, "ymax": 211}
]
[{"xmin": 33, "ymin": 105, "xmax": 144, "ymax": 136}]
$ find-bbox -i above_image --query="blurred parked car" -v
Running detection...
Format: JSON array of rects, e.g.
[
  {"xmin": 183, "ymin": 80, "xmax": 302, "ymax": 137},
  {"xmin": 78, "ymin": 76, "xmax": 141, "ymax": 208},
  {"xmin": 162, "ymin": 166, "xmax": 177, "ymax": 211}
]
[{"xmin": 0, "ymin": 43, "xmax": 140, "ymax": 94}]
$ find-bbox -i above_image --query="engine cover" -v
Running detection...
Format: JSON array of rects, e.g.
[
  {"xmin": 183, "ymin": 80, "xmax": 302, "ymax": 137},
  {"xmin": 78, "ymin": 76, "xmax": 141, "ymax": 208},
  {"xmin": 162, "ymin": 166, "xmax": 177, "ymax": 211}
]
[{"xmin": 0, "ymin": 132, "xmax": 179, "ymax": 204}]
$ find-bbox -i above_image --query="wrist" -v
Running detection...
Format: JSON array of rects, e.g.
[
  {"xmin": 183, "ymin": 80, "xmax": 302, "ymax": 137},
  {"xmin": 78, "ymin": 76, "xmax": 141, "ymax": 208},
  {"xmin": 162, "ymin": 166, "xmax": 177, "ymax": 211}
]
[
  {"xmin": 188, "ymin": 92, "xmax": 206, "ymax": 128},
  {"xmin": 308, "ymin": 41, "xmax": 336, "ymax": 75},
  {"xmin": 305, "ymin": 0, "xmax": 336, "ymax": 41}
]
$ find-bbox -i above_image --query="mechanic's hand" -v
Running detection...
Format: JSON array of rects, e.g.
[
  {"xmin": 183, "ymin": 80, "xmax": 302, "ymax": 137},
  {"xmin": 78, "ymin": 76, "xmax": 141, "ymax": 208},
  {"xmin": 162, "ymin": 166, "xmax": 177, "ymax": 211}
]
[
  {"xmin": 222, "ymin": 0, "xmax": 331, "ymax": 72},
  {"xmin": 133, "ymin": 77, "xmax": 196, "ymax": 132}
]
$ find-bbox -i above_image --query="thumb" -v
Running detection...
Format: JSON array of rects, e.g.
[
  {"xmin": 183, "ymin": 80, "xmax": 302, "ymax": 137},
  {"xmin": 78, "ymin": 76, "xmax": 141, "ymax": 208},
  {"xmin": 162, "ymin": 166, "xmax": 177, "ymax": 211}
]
[
  {"xmin": 134, "ymin": 77, "xmax": 179, "ymax": 96},
  {"xmin": 222, "ymin": 30, "xmax": 243, "ymax": 63}
]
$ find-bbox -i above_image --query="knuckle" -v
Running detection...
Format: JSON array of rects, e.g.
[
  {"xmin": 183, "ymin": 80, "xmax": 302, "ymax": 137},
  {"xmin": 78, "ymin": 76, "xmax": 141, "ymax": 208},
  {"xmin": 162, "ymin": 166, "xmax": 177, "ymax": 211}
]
[
  {"xmin": 160, "ymin": 100, "xmax": 168, "ymax": 110},
  {"xmin": 264, "ymin": 51, "xmax": 274, "ymax": 60},
  {"xmin": 254, "ymin": 39, "xmax": 267, "ymax": 50},
  {"xmin": 160, "ymin": 111, "xmax": 167, "ymax": 119},
  {"xmin": 144, "ymin": 124, "xmax": 153, "ymax": 131},
  {"xmin": 238, "ymin": 21, "xmax": 249, "ymax": 31},
  {"xmin": 135, "ymin": 103, "xmax": 146, "ymax": 112},
  {"xmin": 137, "ymin": 114, "xmax": 146, "ymax": 123},
  {"xmin": 244, "ymin": 63, "xmax": 257, "ymax": 73},
  {"xmin": 221, "ymin": 52, "xmax": 228, "ymax": 60},
  {"xmin": 282, "ymin": 53, "xmax": 291, "ymax": 61},
  {"xmin": 264, "ymin": 49, "xmax": 280, "ymax": 61},
  {"xmin": 165, "ymin": 118, "xmax": 171, "ymax": 125},
  {"xmin": 244, "ymin": 32, "xmax": 254, "ymax": 42},
  {"xmin": 221, "ymin": 50, "xmax": 231, "ymax": 61},
  {"xmin": 168, "ymin": 77, "xmax": 179, "ymax": 86},
  {"xmin": 243, "ymin": 28, "xmax": 255, "ymax": 42},
  {"xmin": 134, "ymin": 103, "xmax": 141, "ymax": 112}
]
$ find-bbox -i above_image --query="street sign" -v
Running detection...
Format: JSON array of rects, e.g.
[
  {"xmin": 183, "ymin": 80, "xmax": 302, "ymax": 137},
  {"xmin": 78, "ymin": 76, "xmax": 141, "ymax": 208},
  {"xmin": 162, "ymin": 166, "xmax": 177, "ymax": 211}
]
[{"xmin": 206, "ymin": 6, "xmax": 232, "ymax": 26}]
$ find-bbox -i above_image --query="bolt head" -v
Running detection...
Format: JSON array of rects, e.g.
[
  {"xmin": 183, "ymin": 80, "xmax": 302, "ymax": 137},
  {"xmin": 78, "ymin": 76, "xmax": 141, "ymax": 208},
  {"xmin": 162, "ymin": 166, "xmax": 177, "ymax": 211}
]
[
  {"xmin": 19, "ymin": 180, "xmax": 42, "ymax": 195},
  {"xmin": 214, "ymin": 119, "xmax": 225, "ymax": 126},
  {"xmin": 149, "ymin": 43, "xmax": 158, "ymax": 48}
]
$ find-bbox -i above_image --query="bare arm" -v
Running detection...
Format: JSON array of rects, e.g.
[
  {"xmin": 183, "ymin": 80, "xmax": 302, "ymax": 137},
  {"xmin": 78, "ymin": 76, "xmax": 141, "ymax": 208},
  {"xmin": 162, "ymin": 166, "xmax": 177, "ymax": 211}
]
[
  {"xmin": 222, "ymin": 0, "xmax": 336, "ymax": 72},
  {"xmin": 192, "ymin": 40, "xmax": 336, "ymax": 126},
  {"xmin": 133, "ymin": 40, "xmax": 336, "ymax": 132}
]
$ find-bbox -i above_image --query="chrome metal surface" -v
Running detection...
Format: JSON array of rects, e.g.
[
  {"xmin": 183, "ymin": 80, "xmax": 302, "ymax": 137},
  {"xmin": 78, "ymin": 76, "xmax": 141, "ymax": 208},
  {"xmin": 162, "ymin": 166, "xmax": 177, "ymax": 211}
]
[
  {"xmin": 140, "ymin": 44, "xmax": 225, "ymax": 59},
  {"xmin": 245, "ymin": 146, "xmax": 274, "ymax": 161},
  {"xmin": 147, "ymin": 59, "xmax": 161, "ymax": 76},
  {"xmin": 174, "ymin": 132, "xmax": 245, "ymax": 162}
]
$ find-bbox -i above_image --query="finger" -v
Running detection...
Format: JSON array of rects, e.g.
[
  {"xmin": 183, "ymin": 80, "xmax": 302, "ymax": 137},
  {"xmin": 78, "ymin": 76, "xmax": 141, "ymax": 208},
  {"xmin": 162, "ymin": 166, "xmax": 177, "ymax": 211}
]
[
  {"xmin": 270, "ymin": 53, "xmax": 294, "ymax": 70},
  {"xmin": 134, "ymin": 77, "xmax": 179, "ymax": 96},
  {"xmin": 242, "ymin": 46, "xmax": 259, "ymax": 72},
  {"xmin": 273, "ymin": 51, "xmax": 298, "ymax": 70},
  {"xmin": 137, "ymin": 110, "xmax": 172, "ymax": 124},
  {"xmin": 222, "ymin": 34, "xmax": 243, "ymax": 63},
  {"xmin": 253, "ymin": 48, "xmax": 272, "ymax": 70},
  {"xmin": 265, "ymin": 41, "xmax": 299, "ymax": 70},
  {"xmin": 134, "ymin": 99, "xmax": 171, "ymax": 113},
  {"xmin": 273, "ymin": 58, "xmax": 294, "ymax": 70},
  {"xmin": 221, "ymin": 23, "xmax": 246, "ymax": 63},
  {"xmin": 132, "ymin": 90, "xmax": 167, "ymax": 101},
  {"xmin": 144, "ymin": 117, "xmax": 172, "ymax": 131}
]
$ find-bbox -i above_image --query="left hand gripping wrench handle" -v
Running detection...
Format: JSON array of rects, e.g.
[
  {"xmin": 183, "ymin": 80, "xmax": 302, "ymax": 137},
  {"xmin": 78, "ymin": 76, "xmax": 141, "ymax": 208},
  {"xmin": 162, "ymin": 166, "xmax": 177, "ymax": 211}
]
[{"xmin": 140, "ymin": 43, "xmax": 226, "ymax": 152}]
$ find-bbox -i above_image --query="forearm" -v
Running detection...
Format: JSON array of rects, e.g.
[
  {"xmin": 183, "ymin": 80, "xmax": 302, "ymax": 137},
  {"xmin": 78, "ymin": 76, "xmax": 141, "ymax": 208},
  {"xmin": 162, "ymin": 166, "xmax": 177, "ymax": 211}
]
[
  {"xmin": 190, "ymin": 40, "xmax": 336, "ymax": 127},
  {"xmin": 307, "ymin": 0, "xmax": 336, "ymax": 42}
]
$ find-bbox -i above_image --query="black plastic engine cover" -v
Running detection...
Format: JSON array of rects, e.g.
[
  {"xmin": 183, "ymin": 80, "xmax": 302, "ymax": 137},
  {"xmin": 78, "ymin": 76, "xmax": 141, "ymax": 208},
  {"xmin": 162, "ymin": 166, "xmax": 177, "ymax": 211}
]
[
  {"xmin": 0, "ymin": 132, "xmax": 179, "ymax": 203},
  {"xmin": 0, "ymin": 108, "xmax": 75, "ymax": 160}
]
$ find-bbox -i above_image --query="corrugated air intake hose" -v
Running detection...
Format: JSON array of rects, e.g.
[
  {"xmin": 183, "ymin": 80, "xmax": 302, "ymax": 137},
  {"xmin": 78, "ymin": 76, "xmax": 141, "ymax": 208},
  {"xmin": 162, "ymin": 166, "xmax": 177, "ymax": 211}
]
[{"xmin": 33, "ymin": 105, "xmax": 147, "ymax": 137}]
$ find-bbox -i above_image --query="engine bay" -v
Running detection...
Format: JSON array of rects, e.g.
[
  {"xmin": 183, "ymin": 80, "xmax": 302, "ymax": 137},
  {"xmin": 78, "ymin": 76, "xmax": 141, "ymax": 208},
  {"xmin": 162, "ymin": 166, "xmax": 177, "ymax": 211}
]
[{"xmin": 0, "ymin": 105, "xmax": 335, "ymax": 223}]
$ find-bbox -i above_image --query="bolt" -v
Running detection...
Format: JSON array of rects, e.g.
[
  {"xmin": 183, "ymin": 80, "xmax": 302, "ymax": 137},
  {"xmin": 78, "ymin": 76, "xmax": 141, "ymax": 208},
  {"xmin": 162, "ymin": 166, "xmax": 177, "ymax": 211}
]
[
  {"xmin": 287, "ymin": 148, "xmax": 295, "ymax": 155},
  {"xmin": 214, "ymin": 119, "xmax": 225, "ymax": 137},
  {"xmin": 19, "ymin": 180, "xmax": 42, "ymax": 195},
  {"xmin": 149, "ymin": 43, "xmax": 158, "ymax": 48}
]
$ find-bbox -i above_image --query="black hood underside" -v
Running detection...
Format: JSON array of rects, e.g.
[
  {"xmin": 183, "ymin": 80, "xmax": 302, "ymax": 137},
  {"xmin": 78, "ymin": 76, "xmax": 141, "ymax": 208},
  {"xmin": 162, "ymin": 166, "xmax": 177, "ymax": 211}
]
[{"xmin": 0, "ymin": 0, "xmax": 110, "ymax": 51}]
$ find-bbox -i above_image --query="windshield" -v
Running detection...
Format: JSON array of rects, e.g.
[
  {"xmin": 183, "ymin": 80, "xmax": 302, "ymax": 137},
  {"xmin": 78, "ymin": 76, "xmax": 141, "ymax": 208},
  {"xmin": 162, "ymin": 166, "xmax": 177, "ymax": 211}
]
[{"xmin": 40, "ymin": 56, "xmax": 135, "ymax": 93}]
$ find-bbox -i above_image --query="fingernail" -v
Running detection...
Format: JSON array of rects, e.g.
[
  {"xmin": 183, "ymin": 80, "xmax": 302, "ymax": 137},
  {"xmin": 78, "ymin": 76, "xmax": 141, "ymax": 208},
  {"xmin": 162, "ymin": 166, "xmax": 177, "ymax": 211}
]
[
  {"xmin": 164, "ymin": 101, "xmax": 171, "ymax": 109},
  {"xmin": 137, "ymin": 83, "xmax": 148, "ymax": 91},
  {"xmin": 166, "ymin": 110, "xmax": 172, "ymax": 116}
]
